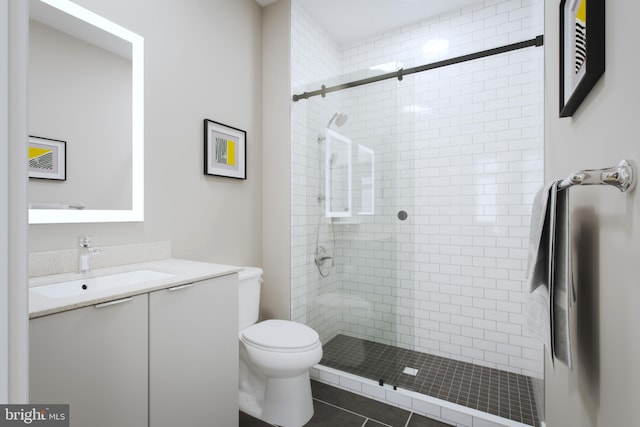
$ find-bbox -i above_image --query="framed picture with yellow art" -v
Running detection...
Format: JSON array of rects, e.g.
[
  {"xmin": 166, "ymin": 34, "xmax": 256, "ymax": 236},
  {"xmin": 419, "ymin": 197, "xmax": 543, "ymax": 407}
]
[
  {"xmin": 203, "ymin": 119, "xmax": 246, "ymax": 179},
  {"xmin": 28, "ymin": 135, "xmax": 66, "ymax": 181},
  {"xmin": 559, "ymin": 0, "xmax": 605, "ymax": 117}
]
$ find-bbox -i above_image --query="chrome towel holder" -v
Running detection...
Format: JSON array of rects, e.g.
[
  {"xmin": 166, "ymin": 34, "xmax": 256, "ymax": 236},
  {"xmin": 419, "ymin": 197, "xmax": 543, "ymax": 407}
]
[{"xmin": 558, "ymin": 160, "xmax": 635, "ymax": 192}]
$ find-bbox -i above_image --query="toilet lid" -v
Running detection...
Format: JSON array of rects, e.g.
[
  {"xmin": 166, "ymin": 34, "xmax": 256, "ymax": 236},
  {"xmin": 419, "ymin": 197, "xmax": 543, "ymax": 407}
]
[{"xmin": 241, "ymin": 319, "xmax": 319, "ymax": 351}]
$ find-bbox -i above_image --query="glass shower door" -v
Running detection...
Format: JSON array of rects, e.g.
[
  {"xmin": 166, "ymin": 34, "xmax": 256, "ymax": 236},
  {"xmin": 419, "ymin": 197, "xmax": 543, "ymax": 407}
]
[{"xmin": 291, "ymin": 71, "xmax": 419, "ymax": 388}]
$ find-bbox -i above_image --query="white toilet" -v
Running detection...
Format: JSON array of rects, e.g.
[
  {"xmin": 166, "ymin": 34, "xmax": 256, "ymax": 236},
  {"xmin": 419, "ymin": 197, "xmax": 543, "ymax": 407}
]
[{"xmin": 238, "ymin": 267, "xmax": 323, "ymax": 427}]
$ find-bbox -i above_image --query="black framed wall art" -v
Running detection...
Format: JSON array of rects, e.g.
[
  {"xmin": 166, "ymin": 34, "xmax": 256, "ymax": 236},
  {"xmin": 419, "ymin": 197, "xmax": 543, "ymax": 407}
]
[
  {"xmin": 28, "ymin": 135, "xmax": 67, "ymax": 181},
  {"xmin": 559, "ymin": 0, "xmax": 605, "ymax": 117},
  {"xmin": 203, "ymin": 119, "xmax": 246, "ymax": 179}
]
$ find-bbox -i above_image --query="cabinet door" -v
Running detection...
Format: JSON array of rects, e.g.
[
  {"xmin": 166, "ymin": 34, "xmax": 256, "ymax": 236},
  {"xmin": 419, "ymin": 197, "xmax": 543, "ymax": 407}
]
[
  {"xmin": 149, "ymin": 274, "xmax": 238, "ymax": 427},
  {"xmin": 30, "ymin": 294, "xmax": 148, "ymax": 427}
]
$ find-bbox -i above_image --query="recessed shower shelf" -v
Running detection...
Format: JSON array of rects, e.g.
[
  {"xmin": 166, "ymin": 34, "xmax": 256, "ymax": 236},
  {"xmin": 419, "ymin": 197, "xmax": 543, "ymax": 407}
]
[{"xmin": 331, "ymin": 217, "xmax": 360, "ymax": 225}]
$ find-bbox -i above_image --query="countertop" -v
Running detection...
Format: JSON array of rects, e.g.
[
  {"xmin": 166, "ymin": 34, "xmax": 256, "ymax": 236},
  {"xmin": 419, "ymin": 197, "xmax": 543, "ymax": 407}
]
[{"xmin": 29, "ymin": 258, "xmax": 242, "ymax": 318}]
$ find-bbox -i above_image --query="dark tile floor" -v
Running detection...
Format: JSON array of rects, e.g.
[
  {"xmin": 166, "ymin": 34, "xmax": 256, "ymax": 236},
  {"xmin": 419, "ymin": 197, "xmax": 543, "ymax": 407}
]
[
  {"xmin": 239, "ymin": 380, "xmax": 452, "ymax": 427},
  {"xmin": 321, "ymin": 334, "xmax": 540, "ymax": 426}
]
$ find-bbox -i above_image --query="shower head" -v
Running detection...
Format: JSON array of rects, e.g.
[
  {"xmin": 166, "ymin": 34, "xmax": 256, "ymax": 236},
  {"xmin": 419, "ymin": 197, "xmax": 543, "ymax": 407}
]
[
  {"xmin": 327, "ymin": 112, "xmax": 348, "ymax": 128},
  {"xmin": 334, "ymin": 113, "xmax": 348, "ymax": 127}
]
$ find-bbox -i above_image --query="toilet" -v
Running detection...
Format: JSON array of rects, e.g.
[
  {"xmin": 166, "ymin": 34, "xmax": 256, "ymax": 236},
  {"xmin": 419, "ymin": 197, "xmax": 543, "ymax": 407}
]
[{"xmin": 238, "ymin": 267, "xmax": 323, "ymax": 427}]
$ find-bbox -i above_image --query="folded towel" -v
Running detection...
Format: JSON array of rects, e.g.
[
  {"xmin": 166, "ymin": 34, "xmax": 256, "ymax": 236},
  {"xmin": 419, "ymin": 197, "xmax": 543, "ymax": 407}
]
[
  {"xmin": 524, "ymin": 284, "xmax": 552, "ymax": 365},
  {"xmin": 525, "ymin": 181, "xmax": 555, "ymax": 365},
  {"xmin": 525, "ymin": 180, "xmax": 574, "ymax": 370},
  {"xmin": 551, "ymin": 183, "xmax": 573, "ymax": 369},
  {"xmin": 526, "ymin": 181, "xmax": 555, "ymax": 292}
]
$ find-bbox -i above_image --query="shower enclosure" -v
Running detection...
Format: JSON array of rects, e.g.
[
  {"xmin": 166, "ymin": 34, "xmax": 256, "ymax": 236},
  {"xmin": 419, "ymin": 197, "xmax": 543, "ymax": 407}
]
[{"xmin": 291, "ymin": 0, "xmax": 544, "ymax": 425}]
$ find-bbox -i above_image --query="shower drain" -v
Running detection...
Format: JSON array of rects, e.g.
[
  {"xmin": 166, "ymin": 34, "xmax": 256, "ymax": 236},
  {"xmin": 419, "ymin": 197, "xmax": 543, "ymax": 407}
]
[{"xmin": 402, "ymin": 367, "xmax": 419, "ymax": 376}]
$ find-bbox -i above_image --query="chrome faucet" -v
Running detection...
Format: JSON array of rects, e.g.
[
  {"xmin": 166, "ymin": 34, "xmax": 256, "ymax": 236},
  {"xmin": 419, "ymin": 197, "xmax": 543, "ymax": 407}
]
[{"xmin": 78, "ymin": 236, "xmax": 101, "ymax": 274}]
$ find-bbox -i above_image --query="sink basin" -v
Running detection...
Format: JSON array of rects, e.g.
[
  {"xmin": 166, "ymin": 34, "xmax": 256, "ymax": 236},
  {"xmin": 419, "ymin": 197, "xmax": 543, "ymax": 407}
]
[{"xmin": 30, "ymin": 270, "xmax": 175, "ymax": 299}]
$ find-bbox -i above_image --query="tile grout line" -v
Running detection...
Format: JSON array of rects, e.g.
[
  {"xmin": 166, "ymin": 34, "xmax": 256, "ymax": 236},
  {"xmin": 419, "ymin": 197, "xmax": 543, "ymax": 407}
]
[
  {"xmin": 321, "ymin": 334, "xmax": 539, "ymax": 426},
  {"xmin": 312, "ymin": 397, "xmax": 395, "ymax": 427},
  {"xmin": 527, "ymin": 377, "xmax": 539, "ymax": 426},
  {"xmin": 403, "ymin": 412, "xmax": 413, "ymax": 427}
]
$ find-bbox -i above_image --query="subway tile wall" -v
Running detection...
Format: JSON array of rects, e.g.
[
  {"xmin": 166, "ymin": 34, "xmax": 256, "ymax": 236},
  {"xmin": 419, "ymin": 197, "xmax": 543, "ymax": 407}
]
[
  {"xmin": 291, "ymin": 1, "xmax": 344, "ymax": 343},
  {"xmin": 292, "ymin": 0, "xmax": 544, "ymax": 378}
]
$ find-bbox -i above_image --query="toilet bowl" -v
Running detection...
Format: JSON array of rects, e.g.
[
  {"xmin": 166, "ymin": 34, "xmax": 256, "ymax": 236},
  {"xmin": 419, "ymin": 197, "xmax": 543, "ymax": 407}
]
[{"xmin": 238, "ymin": 268, "xmax": 323, "ymax": 427}]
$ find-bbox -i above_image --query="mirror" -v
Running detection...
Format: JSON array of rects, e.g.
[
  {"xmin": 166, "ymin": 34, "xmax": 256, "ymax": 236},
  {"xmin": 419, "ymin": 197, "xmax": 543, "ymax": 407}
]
[{"xmin": 28, "ymin": 0, "xmax": 144, "ymax": 224}]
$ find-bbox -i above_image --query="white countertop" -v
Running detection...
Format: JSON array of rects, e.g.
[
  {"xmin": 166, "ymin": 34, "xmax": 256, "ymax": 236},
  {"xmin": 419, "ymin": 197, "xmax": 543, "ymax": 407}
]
[{"xmin": 29, "ymin": 258, "xmax": 242, "ymax": 318}]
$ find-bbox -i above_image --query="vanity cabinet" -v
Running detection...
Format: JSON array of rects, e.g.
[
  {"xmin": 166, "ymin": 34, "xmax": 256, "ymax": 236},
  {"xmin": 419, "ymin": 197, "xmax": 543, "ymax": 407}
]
[
  {"xmin": 149, "ymin": 274, "xmax": 238, "ymax": 427},
  {"xmin": 30, "ymin": 294, "xmax": 149, "ymax": 427},
  {"xmin": 29, "ymin": 272, "xmax": 239, "ymax": 427}
]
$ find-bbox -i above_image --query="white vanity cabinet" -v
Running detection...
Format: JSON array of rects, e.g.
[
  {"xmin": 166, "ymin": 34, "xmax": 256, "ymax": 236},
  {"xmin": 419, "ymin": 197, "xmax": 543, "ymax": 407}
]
[
  {"xmin": 29, "ymin": 266, "xmax": 240, "ymax": 427},
  {"xmin": 148, "ymin": 274, "xmax": 238, "ymax": 427},
  {"xmin": 30, "ymin": 294, "xmax": 149, "ymax": 427}
]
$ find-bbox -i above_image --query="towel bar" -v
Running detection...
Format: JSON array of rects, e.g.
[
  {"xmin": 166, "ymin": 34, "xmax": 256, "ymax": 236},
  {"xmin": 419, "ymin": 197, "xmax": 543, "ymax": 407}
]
[{"xmin": 558, "ymin": 160, "xmax": 635, "ymax": 192}]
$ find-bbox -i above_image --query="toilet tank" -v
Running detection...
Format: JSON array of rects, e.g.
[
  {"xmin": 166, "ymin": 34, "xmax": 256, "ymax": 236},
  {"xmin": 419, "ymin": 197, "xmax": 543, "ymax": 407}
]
[{"xmin": 238, "ymin": 267, "xmax": 263, "ymax": 330}]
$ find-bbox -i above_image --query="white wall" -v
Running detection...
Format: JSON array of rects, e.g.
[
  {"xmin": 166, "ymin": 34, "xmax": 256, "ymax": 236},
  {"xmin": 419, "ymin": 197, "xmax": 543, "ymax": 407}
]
[
  {"xmin": 292, "ymin": 0, "xmax": 545, "ymax": 377},
  {"xmin": 28, "ymin": 0, "xmax": 264, "ymax": 269},
  {"xmin": 2, "ymin": 0, "xmax": 29, "ymax": 403},
  {"xmin": 544, "ymin": 0, "xmax": 640, "ymax": 425},
  {"xmin": 1, "ymin": 0, "xmax": 9, "ymax": 402},
  {"xmin": 262, "ymin": 0, "xmax": 291, "ymax": 320}
]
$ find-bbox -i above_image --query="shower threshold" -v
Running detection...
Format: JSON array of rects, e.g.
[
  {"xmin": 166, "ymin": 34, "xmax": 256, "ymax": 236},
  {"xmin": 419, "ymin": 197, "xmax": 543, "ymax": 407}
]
[{"xmin": 315, "ymin": 334, "xmax": 540, "ymax": 427}]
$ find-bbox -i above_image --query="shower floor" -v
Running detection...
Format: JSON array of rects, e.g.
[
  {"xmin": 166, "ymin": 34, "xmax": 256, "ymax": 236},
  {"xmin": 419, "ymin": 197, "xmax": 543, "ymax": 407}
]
[{"xmin": 321, "ymin": 334, "xmax": 540, "ymax": 426}]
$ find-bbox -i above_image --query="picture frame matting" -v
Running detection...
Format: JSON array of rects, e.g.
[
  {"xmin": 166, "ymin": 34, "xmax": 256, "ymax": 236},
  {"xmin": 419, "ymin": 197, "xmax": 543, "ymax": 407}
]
[{"xmin": 203, "ymin": 119, "xmax": 247, "ymax": 180}]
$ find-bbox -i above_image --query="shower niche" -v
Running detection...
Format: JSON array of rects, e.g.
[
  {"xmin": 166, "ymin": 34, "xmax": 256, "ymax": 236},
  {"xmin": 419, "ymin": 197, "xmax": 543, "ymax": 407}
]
[
  {"xmin": 324, "ymin": 129, "xmax": 375, "ymax": 219},
  {"xmin": 324, "ymin": 129, "xmax": 351, "ymax": 218},
  {"xmin": 356, "ymin": 144, "xmax": 374, "ymax": 215}
]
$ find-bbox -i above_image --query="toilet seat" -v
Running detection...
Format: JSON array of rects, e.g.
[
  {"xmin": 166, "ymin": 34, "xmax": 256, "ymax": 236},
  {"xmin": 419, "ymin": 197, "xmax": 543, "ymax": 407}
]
[{"xmin": 241, "ymin": 319, "xmax": 320, "ymax": 353}]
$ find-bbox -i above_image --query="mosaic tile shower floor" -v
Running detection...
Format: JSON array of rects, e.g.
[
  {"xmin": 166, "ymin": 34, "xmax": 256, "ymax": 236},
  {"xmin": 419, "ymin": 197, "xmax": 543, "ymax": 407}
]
[{"xmin": 321, "ymin": 334, "xmax": 539, "ymax": 426}]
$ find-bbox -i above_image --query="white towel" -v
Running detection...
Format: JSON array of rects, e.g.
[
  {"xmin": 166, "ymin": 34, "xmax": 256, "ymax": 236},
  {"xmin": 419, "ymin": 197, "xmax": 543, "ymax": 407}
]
[
  {"xmin": 551, "ymin": 182, "xmax": 573, "ymax": 369},
  {"xmin": 524, "ymin": 284, "xmax": 552, "ymax": 365},
  {"xmin": 525, "ymin": 180, "xmax": 574, "ymax": 369},
  {"xmin": 526, "ymin": 181, "xmax": 555, "ymax": 292},
  {"xmin": 525, "ymin": 181, "xmax": 555, "ymax": 366}
]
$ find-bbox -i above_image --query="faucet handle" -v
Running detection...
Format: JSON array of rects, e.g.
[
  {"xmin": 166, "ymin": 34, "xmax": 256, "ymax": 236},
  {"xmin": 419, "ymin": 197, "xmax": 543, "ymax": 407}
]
[{"xmin": 78, "ymin": 236, "xmax": 91, "ymax": 248}]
